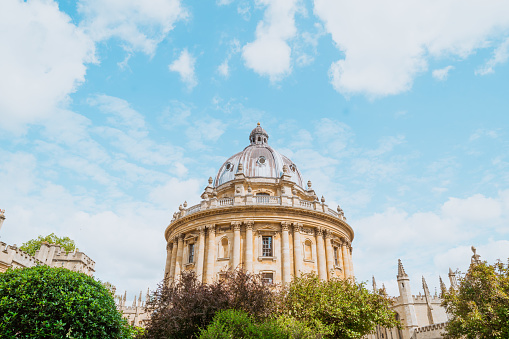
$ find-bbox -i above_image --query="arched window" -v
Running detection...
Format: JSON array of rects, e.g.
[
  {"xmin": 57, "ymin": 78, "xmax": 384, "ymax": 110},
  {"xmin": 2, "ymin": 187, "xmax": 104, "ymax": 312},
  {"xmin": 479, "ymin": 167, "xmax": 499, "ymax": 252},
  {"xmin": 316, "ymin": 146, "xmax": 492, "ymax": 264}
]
[
  {"xmin": 219, "ymin": 237, "xmax": 229, "ymax": 258},
  {"xmin": 304, "ymin": 239, "xmax": 312, "ymax": 260}
]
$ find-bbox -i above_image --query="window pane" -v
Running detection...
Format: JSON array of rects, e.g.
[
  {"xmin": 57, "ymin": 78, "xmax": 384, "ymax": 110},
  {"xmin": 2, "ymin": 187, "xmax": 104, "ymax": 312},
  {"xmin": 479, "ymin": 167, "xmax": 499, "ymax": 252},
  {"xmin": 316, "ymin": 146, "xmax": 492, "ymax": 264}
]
[
  {"xmin": 189, "ymin": 244, "xmax": 195, "ymax": 263},
  {"xmin": 262, "ymin": 272, "xmax": 273, "ymax": 284},
  {"xmin": 262, "ymin": 236, "xmax": 272, "ymax": 257}
]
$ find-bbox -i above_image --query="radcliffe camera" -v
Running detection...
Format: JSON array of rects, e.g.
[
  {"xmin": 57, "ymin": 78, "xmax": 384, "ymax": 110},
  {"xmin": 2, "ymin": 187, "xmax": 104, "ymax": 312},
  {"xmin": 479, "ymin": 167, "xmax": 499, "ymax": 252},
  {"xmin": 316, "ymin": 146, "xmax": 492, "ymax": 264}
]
[{"xmin": 1, "ymin": 1, "xmax": 508, "ymax": 338}]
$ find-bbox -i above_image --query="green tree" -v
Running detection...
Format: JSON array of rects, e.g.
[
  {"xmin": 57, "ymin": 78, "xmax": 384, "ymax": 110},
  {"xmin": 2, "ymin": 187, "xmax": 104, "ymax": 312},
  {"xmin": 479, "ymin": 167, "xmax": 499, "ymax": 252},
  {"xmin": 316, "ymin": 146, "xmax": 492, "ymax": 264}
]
[
  {"xmin": 0, "ymin": 265, "xmax": 132, "ymax": 338},
  {"xmin": 280, "ymin": 274, "xmax": 400, "ymax": 339},
  {"xmin": 20, "ymin": 232, "xmax": 76, "ymax": 255},
  {"xmin": 442, "ymin": 260, "xmax": 509, "ymax": 339}
]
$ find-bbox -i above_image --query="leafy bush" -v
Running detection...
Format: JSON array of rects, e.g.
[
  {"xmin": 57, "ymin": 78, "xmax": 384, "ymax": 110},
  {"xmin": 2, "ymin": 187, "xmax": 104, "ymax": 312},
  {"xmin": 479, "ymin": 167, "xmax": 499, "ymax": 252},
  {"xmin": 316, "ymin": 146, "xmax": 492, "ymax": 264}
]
[
  {"xmin": 199, "ymin": 309, "xmax": 325, "ymax": 339},
  {"xmin": 0, "ymin": 265, "xmax": 131, "ymax": 338},
  {"xmin": 442, "ymin": 260, "xmax": 509, "ymax": 339},
  {"xmin": 281, "ymin": 274, "xmax": 400, "ymax": 339},
  {"xmin": 142, "ymin": 270, "xmax": 276, "ymax": 339},
  {"xmin": 20, "ymin": 233, "xmax": 76, "ymax": 255}
]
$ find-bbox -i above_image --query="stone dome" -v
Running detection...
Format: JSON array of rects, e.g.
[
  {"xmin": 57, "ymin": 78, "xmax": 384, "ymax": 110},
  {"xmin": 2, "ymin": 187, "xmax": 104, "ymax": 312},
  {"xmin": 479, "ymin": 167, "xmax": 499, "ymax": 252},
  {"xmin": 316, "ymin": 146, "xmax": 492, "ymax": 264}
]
[{"xmin": 214, "ymin": 123, "xmax": 303, "ymax": 187}]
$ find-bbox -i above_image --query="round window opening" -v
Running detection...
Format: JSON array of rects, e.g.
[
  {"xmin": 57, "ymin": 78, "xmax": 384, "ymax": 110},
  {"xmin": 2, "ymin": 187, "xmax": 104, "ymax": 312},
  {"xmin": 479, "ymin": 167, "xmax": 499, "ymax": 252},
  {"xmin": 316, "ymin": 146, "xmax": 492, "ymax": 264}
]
[
  {"xmin": 290, "ymin": 164, "xmax": 297, "ymax": 172},
  {"xmin": 225, "ymin": 163, "xmax": 232, "ymax": 171},
  {"xmin": 257, "ymin": 156, "xmax": 266, "ymax": 165}
]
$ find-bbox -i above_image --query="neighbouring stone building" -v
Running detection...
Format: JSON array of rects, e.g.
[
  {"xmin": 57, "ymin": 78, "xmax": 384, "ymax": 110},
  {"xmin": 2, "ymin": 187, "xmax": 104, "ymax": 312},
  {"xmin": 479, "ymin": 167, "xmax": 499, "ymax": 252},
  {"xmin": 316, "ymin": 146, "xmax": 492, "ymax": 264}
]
[
  {"xmin": 0, "ymin": 210, "xmax": 95, "ymax": 275},
  {"xmin": 164, "ymin": 123, "xmax": 355, "ymax": 284},
  {"xmin": 115, "ymin": 289, "xmax": 151, "ymax": 327},
  {"xmin": 366, "ymin": 260, "xmax": 459, "ymax": 339}
]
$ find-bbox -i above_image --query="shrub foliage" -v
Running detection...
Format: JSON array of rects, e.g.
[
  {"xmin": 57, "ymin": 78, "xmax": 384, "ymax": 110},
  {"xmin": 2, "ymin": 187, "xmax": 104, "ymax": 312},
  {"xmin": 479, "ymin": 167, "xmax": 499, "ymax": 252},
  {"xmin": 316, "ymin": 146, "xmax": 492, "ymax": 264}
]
[
  {"xmin": 442, "ymin": 260, "xmax": 509, "ymax": 339},
  {"xmin": 142, "ymin": 270, "xmax": 275, "ymax": 339},
  {"xmin": 142, "ymin": 270, "xmax": 398, "ymax": 339},
  {"xmin": 280, "ymin": 274, "xmax": 400, "ymax": 339},
  {"xmin": 0, "ymin": 265, "xmax": 130, "ymax": 338}
]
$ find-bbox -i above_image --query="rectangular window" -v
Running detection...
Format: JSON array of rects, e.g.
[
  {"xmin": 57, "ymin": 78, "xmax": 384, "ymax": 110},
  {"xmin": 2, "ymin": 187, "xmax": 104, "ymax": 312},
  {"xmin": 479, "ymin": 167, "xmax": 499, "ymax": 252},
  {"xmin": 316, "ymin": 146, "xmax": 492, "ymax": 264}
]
[
  {"xmin": 334, "ymin": 247, "xmax": 339, "ymax": 266},
  {"xmin": 262, "ymin": 272, "xmax": 273, "ymax": 285},
  {"xmin": 262, "ymin": 236, "xmax": 273, "ymax": 257},
  {"xmin": 188, "ymin": 243, "xmax": 195, "ymax": 263}
]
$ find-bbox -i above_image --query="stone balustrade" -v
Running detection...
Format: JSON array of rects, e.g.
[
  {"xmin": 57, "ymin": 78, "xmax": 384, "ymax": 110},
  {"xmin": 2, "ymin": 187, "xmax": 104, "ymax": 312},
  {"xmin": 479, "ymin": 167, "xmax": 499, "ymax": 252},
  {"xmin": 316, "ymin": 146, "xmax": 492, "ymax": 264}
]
[{"xmin": 174, "ymin": 195, "xmax": 345, "ymax": 222}]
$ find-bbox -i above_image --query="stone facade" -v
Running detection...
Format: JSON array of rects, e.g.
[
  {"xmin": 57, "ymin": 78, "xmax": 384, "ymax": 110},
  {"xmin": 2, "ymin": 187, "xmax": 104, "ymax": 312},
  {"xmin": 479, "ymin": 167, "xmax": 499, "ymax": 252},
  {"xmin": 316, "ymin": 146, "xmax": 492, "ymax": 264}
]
[
  {"xmin": 115, "ymin": 290, "xmax": 151, "ymax": 327},
  {"xmin": 0, "ymin": 211, "xmax": 95, "ymax": 276},
  {"xmin": 164, "ymin": 124, "xmax": 355, "ymax": 284},
  {"xmin": 365, "ymin": 260, "xmax": 454, "ymax": 339}
]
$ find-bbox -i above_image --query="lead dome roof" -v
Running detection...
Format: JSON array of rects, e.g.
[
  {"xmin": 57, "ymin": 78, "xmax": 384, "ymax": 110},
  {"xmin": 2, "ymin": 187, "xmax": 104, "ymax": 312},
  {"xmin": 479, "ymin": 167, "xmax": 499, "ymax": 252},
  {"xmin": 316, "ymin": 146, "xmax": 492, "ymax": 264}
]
[{"xmin": 214, "ymin": 123, "xmax": 303, "ymax": 188}]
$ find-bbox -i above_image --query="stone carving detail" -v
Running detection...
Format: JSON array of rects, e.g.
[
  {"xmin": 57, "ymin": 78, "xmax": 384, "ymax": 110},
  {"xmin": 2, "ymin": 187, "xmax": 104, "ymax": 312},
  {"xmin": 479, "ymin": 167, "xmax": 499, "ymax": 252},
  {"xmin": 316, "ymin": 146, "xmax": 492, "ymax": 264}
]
[
  {"xmin": 206, "ymin": 224, "xmax": 216, "ymax": 234},
  {"xmin": 281, "ymin": 222, "xmax": 290, "ymax": 231},
  {"xmin": 197, "ymin": 226, "xmax": 205, "ymax": 234},
  {"xmin": 232, "ymin": 221, "xmax": 242, "ymax": 231},
  {"xmin": 292, "ymin": 222, "xmax": 303, "ymax": 233},
  {"xmin": 244, "ymin": 220, "xmax": 254, "ymax": 230},
  {"xmin": 315, "ymin": 227, "xmax": 323, "ymax": 236}
]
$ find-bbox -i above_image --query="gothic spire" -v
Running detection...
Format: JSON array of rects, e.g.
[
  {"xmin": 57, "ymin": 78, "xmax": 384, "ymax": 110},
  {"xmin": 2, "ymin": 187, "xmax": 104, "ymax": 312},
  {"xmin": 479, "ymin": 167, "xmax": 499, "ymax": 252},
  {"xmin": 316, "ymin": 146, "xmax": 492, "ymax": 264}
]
[
  {"xmin": 397, "ymin": 259, "xmax": 408, "ymax": 278},
  {"xmin": 372, "ymin": 276, "xmax": 377, "ymax": 291},
  {"xmin": 439, "ymin": 276, "xmax": 447, "ymax": 297}
]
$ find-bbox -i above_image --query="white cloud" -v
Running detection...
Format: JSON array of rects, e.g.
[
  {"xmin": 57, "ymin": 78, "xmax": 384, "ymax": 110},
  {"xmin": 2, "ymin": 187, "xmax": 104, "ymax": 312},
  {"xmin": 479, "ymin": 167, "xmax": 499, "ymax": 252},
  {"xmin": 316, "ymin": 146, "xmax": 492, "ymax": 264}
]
[
  {"xmin": 432, "ymin": 65, "xmax": 454, "ymax": 81},
  {"xmin": 0, "ymin": 0, "xmax": 96, "ymax": 132},
  {"xmin": 242, "ymin": 0, "xmax": 301, "ymax": 81},
  {"xmin": 314, "ymin": 0, "xmax": 509, "ymax": 97},
  {"xmin": 78, "ymin": 0, "xmax": 187, "ymax": 55},
  {"xmin": 476, "ymin": 37, "xmax": 509, "ymax": 75},
  {"xmin": 169, "ymin": 49, "xmax": 198, "ymax": 90},
  {"xmin": 353, "ymin": 190, "xmax": 509, "ymax": 296},
  {"xmin": 218, "ymin": 60, "xmax": 230, "ymax": 77}
]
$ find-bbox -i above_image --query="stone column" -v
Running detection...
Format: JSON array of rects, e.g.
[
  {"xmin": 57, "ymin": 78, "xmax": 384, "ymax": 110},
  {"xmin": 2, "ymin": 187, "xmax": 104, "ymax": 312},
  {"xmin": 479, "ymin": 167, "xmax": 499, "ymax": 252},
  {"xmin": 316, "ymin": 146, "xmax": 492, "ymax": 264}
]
[
  {"xmin": 315, "ymin": 228, "xmax": 327, "ymax": 280},
  {"xmin": 244, "ymin": 221, "xmax": 254, "ymax": 272},
  {"xmin": 342, "ymin": 240, "xmax": 351, "ymax": 278},
  {"xmin": 337, "ymin": 242, "xmax": 345, "ymax": 279},
  {"xmin": 174, "ymin": 233, "xmax": 185, "ymax": 279},
  {"xmin": 232, "ymin": 221, "xmax": 241, "ymax": 269},
  {"xmin": 196, "ymin": 226, "xmax": 206, "ymax": 282},
  {"xmin": 169, "ymin": 237, "xmax": 178, "ymax": 281},
  {"xmin": 324, "ymin": 231, "xmax": 335, "ymax": 280},
  {"xmin": 292, "ymin": 223, "xmax": 303, "ymax": 277},
  {"xmin": 205, "ymin": 224, "xmax": 216, "ymax": 283},
  {"xmin": 164, "ymin": 242, "xmax": 173, "ymax": 280},
  {"xmin": 349, "ymin": 245, "xmax": 354, "ymax": 278},
  {"xmin": 281, "ymin": 222, "xmax": 291, "ymax": 284}
]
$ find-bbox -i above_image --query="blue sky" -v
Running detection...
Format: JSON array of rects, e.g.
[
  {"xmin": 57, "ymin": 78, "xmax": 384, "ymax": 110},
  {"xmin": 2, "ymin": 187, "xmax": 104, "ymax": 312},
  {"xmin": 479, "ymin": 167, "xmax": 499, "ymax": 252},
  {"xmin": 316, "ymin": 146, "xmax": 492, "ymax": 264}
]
[{"xmin": 1, "ymin": 0, "xmax": 509, "ymax": 298}]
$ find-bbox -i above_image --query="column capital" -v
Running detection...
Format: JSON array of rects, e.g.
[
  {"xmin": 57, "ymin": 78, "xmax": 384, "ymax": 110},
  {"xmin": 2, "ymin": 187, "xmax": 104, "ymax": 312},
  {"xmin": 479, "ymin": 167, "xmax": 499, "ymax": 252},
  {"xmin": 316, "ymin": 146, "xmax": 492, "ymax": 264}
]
[
  {"xmin": 197, "ymin": 226, "xmax": 206, "ymax": 234},
  {"xmin": 173, "ymin": 235, "xmax": 179, "ymax": 243},
  {"xmin": 178, "ymin": 233, "xmax": 185, "ymax": 241},
  {"xmin": 292, "ymin": 222, "xmax": 303, "ymax": 233},
  {"xmin": 315, "ymin": 227, "xmax": 324, "ymax": 236},
  {"xmin": 244, "ymin": 220, "xmax": 254, "ymax": 229},
  {"xmin": 206, "ymin": 224, "xmax": 216, "ymax": 234},
  {"xmin": 281, "ymin": 221, "xmax": 290, "ymax": 231},
  {"xmin": 231, "ymin": 221, "xmax": 242, "ymax": 231},
  {"xmin": 166, "ymin": 242, "xmax": 172, "ymax": 250},
  {"xmin": 324, "ymin": 230, "xmax": 333, "ymax": 239}
]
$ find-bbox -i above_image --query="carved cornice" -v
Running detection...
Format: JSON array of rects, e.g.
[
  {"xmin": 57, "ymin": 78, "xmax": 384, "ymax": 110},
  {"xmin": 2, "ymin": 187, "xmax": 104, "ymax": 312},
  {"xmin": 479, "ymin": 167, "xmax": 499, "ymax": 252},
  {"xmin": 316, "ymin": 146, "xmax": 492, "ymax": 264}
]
[{"xmin": 164, "ymin": 204, "xmax": 354, "ymax": 241}]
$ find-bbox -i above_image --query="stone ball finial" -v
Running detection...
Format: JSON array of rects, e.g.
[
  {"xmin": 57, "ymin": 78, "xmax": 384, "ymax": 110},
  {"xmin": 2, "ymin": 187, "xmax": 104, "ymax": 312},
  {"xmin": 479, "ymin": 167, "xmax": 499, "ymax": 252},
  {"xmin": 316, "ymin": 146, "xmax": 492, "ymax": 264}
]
[
  {"xmin": 257, "ymin": 122, "xmax": 260, "ymax": 126},
  {"xmin": 183, "ymin": 201, "xmax": 188, "ymax": 208},
  {"xmin": 307, "ymin": 180, "xmax": 312, "ymax": 189},
  {"xmin": 321, "ymin": 196, "xmax": 325, "ymax": 203},
  {"xmin": 208, "ymin": 177, "xmax": 213, "ymax": 185}
]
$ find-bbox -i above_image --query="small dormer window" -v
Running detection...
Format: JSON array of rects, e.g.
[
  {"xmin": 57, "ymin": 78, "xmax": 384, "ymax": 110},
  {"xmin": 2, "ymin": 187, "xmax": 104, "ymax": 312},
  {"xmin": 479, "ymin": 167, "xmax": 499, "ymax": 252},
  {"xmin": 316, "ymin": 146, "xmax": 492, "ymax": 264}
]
[
  {"xmin": 290, "ymin": 164, "xmax": 296, "ymax": 172},
  {"xmin": 257, "ymin": 156, "xmax": 266, "ymax": 166},
  {"xmin": 225, "ymin": 162, "xmax": 233, "ymax": 171}
]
